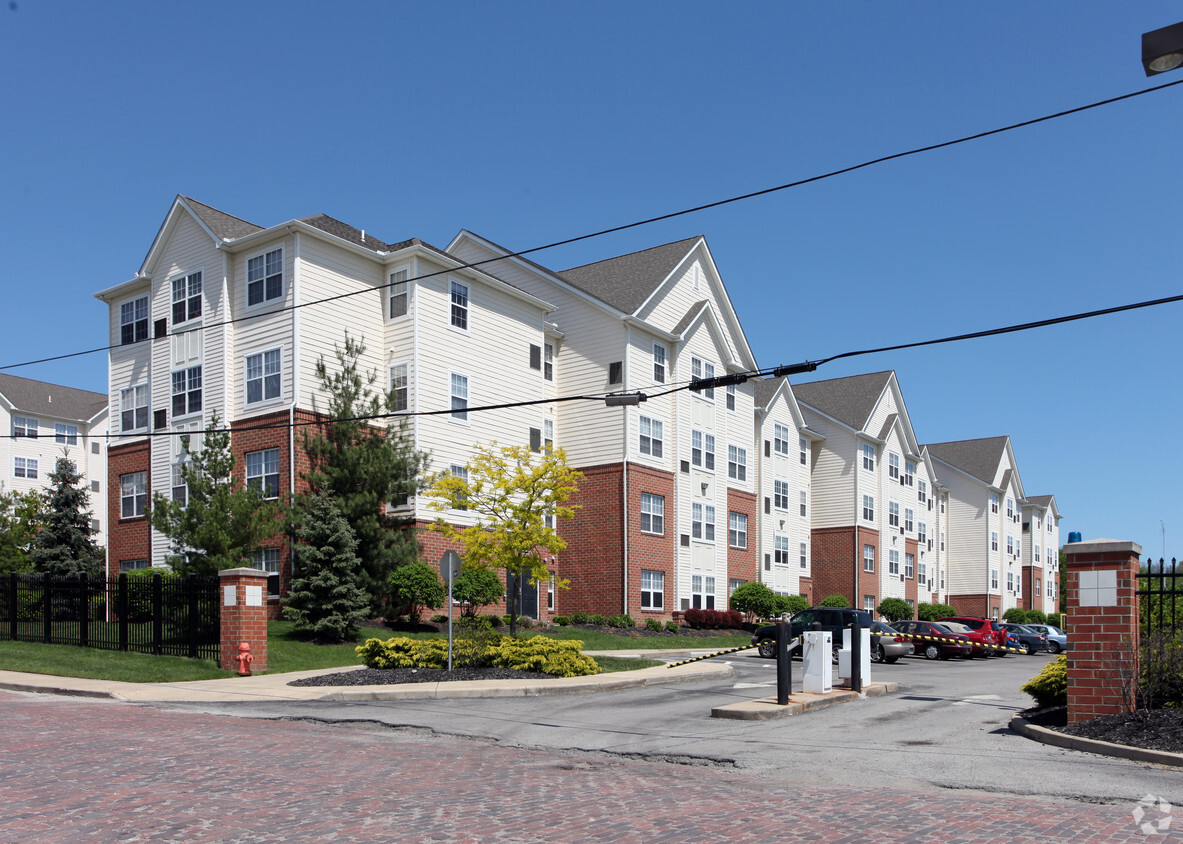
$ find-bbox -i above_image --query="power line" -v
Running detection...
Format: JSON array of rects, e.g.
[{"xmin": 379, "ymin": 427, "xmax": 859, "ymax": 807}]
[{"xmin": 5, "ymin": 76, "xmax": 1183, "ymax": 374}]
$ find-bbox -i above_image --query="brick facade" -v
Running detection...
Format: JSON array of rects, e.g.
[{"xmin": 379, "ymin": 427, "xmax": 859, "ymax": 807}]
[
  {"xmin": 106, "ymin": 439, "xmax": 151, "ymax": 578},
  {"xmin": 726, "ymin": 488, "xmax": 758, "ymax": 586},
  {"xmin": 218, "ymin": 568, "xmax": 270, "ymax": 672}
]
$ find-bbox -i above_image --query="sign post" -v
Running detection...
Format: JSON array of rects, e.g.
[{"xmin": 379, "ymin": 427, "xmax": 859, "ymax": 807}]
[{"xmin": 441, "ymin": 550, "xmax": 462, "ymax": 671}]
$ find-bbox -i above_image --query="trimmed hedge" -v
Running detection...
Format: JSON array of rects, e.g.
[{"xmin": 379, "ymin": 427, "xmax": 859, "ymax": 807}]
[
  {"xmin": 683, "ymin": 608, "xmax": 744, "ymax": 629},
  {"xmin": 1021, "ymin": 654, "xmax": 1067, "ymax": 707},
  {"xmin": 355, "ymin": 634, "xmax": 601, "ymax": 677}
]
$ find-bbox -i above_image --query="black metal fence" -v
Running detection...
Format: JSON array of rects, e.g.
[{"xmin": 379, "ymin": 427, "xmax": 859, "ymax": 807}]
[
  {"xmin": 1137, "ymin": 557, "xmax": 1182, "ymax": 706},
  {"xmin": 1, "ymin": 572, "xmax": 220, "ymax": 661}
]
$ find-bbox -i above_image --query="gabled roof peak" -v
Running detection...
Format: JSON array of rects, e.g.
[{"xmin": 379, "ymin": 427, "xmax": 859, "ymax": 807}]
[
  {"xmin": 791, "ymin": 370, "xmax": 895, "ymax": 431},
  {"xmin": 559, "ymin": 235, "xmax": 703, "ymax": 313}
]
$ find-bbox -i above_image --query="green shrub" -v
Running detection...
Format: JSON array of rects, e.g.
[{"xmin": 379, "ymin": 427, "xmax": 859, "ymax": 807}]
[
  {"xmin": 776, "ymin": 595, "xmax": 810, "ymax": 617},
  {"xmin": 729, "ymin": 582, "xmax": 777, "ymax": 620},
  {"xmin": 1024, "ymin": 609, "xmax": 1047, "ymax": 625},
  {"xmin": 552, "ymin": 615, "xmax": 571, "ymax": 626},
  {"xmin": 607, "ymin": 614, "xmax": 635, "ymax": 629},
  {"xmin": 644, "ymin": 618, "xmax": 662, "ymax": 632},
  {"xmin": 917, "ymin": 602, "xmax": 957, "ymax": 622},
  {"xmin": 1046, "ymin": 613, "xmax": 1063, "ymax": 628},
  {"xmin": 356, "ymin": 637, "xmax": 450, "ymax": 669},
  {"xmin": 1021, "ymin": 654, "xmax": 1067, "ymax": 707},
  {"xmin": 484, "ymin": 613, "xmax": 503, "ymax": 628},
  {"xmin": 664, "ymin": 621, "xmax": 680, "ymax": 633},
  {"xmin": 517, "ymin": 616, "xmax": 534, "ymax": 629},
  {"xmin": 877, "ymin": 598, "xmax": 913, "ymax": 623},
  {"xmin": 819, "ymin": 594, "xmax": 849, "ymax": 608},
  {"xmin": 490, "ymin": 636, "xmax": 600, "ymax": 677},
  {"xmin": 387, "ymin": 562, "xmax": 444, "ymax": 622},
  {"xmin": 430, "ymin": 614, "xmax": 449, "ymax": 624},
  {"xmin": 570, "ymin": 612, "xmax": 590, "ymax": 625},
  {"xmin": 453, "ymin": 616, "xmax": 501, "ymax": 668},
  {"xmin": 589, "ymin": 614, "xmax": 610, "ymax": 626},
  {"xmin": 1002, "ymin": 608, "xmax": 1028, "ymax": 623},
  {"xmin": 451, "ymin": 568, "xmax": 504, "ymax": 618}
]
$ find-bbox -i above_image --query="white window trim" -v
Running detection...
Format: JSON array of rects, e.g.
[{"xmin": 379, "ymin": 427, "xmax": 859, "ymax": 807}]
[
  {"xmin": 169, "ymin": 268, "xmax": 204, "ymax": 327},
  {"xmin": 246, "ymin": 448, "xmax": 281, "ymax": 500},
  {"xmin": 120, "ymin": 383, "xmax": 149, "ymax": 434},
  {"xmin": 119, "ymin": 293, "xmax": 149, "ymax": 346},
  {"xmin": 243, "ymin": 346, "xmax": 285, "ymax": 410},
  {"xmin": 245, "ymin": 245, "xmax": 285, "ymax": 310},
  {"xmin": 389, "ymin": 361, "xmax": 410, "ymax": 413},
  {"xmin": 386, "ymin": 265, "xmax": 411, "ymax": 323},
  {"xmin": 449, "ymin": 278, "xmax": 470, "ymax": 334},
  {"xmin": 640, "ymin": 492, "xmax": 664, "ymax": 535},
  {"xmin": 449, "ymin": 371, "xmax": 470, "ymax": 425},
  {"xmin": 171, "ymin": 364, "xmax": 203, "ymax": 420}
]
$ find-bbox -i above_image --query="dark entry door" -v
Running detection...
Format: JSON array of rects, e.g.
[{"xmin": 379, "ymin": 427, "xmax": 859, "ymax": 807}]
[{"xmin": 506, "ymin": 572, "xmax": 539, "ymax": 619}]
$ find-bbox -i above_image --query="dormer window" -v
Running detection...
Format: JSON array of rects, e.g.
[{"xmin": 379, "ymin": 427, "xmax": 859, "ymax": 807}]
[{"xmin": 247, "ymin": 248, "xmax": 283, "ymax": 306}]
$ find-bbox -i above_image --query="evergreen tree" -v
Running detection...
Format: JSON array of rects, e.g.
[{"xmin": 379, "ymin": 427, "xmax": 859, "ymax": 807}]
[
  {"xmin": 302, "ymin": 333, "xmax": 431, "ymax": 610},
  {"xmin": 282, "ymin": 494, "xmax": 370, "ymax": 641},
  {"xmin": 151, "ymin": 412, "xmax": 285, "ymax": 575},
  {"xmin": 0, "ymin": 484, "xmax": 44, "ymax": 574},
  {"xmin": 28, "ymin": 457, "xmax": 104, "ymax": 578}
]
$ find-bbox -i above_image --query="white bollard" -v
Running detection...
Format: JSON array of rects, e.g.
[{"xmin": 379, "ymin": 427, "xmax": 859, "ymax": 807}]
[{"xmin": 802, "ymin": 630, "xmax": 833, "ymax": 693}]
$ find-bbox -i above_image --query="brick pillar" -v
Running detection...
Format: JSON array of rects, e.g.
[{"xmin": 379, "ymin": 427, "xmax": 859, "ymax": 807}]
[
  {"xmin": 219, "ymin": 568, "xmax": 270, "ymax": 673},
  {"xmin": 1064, "ymin": 539, "xmax": 1141, "ymax": 724}
]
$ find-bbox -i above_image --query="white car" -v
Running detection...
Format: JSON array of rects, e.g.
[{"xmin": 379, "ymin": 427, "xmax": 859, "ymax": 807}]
[{"xmin": 1024, "ymin": 624, "xmax": 1067, "ymax": 654}]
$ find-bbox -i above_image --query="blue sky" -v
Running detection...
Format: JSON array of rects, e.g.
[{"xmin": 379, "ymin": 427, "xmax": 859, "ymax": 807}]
[{"xmin": 1, "ymin": 2, "xmax": 1180, "ymax": 556}]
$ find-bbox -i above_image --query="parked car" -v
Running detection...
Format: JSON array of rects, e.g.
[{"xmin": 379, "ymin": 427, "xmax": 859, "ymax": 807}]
[
  {"xmin": 937, "ymin": 616, "xmax": 1009, "ymax": 656},
  {"xmin": 751, "ymin": 607, "xmax": 874, "ymax": 662},
  {"xmin": 869, "ymin": 621, "xmax": 912, "ymax": 664},
  {"xmin": 1024, "ymin": 624, "xmax": 1067, "ymax": 653},
  {"xmin": 937, "ymin": 621, "xmax": 994, "ymax": 658},
  {"xmin": 999, "ymin": 622, "xmax": 1049, "ymax": 655},
  {"xmin": 892, "ymin": 620, "xmax": 974, "ymax": 660}
]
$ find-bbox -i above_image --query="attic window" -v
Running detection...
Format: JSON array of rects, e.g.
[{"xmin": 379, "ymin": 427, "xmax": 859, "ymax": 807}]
[
  {"xmin": 608, "ymin": 361, "xmax": 623, "ymax": 384},
  {"xmin": 247, "ymin": 248, "xmax": 283, "ymax": 306}
]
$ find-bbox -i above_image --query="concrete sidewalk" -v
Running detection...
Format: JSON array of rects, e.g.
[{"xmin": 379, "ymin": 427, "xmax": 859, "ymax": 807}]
[{"xmin": 0, "ymin": 648, "xmax": 738, "ymax": 703}]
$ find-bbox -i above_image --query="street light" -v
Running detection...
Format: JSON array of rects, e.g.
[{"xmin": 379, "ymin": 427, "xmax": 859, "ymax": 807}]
[{"xmin": 1142, "ymin": 21, "xmax": 1183, "ymax": 76}]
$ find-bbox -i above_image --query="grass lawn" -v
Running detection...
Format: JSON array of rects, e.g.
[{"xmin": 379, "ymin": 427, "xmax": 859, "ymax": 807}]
[{"xmin": 0, "ymin": 639, "xmax": 231, "ymax": 683}]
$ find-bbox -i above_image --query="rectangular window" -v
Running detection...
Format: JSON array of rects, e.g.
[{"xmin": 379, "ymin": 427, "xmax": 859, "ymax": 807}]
[
  {"xmin": 729, "ymin": 579, "xmax": 745, "ymax": 597},
  {"xmin": 247, "ymin": 248, "xmax": 283, "ymax": 306},
  {"xmin": 991, "ymin": 532, "xmax": 999, "ymax": 552},
  {"xmin": 388, "ymin": 268, "xmax": 409, "ymax": 319},
  {"xmin": 1035, "ymin": 544, "xmax": 1041, "ymax": 563},
  {"xmin": 991, "ymin": 569, "xmax": 999, "ymax": 590},
  {"xmin": 690, "ymin": 574, "xmax": 715, "ymax": 609},
  {"xmin": 121, "ymin": 385, "xmax": 149, "ymax": 432},
  {"xmin": 888, "ymin": 501, "xmax": 900, "ymax": 528},
  {"xmin": 799, "ymin": 542, "xmax": 808, "ymax": 569},
  {"xmin": 904, "ymin": 461, "xmax": 915, "ymax": 487},
  {"xmin": 450, "ymin": 465, "xmax": 468, "ymax": 510},
  {"xmin": 774, "ymin": 534, "xmax": 790, "ymax": 565},
  {"xmin": 799, "ymin": 436, "xmax": 808, "ymax": 466},
  {"xmin": 905, "ymin": 553, "xmax": 915, "ymax": 579},
  {"xmin": 726, "ymin": 384, "xmax": 736, "ymax": 411},
  {"xmin": 121, "ymin": 471, "xmax": 147, "ymax": 518},
  {"xmin": 253, "ymin": 547, "xmax": 281, "ymax": 596},
  {"xmin": 918, "ymin": 521, "xmax": 927, "ymax": 544},
  {"xmin": 773, "ymin": 423, "xmax": 790, "ymax": 455},
  {"xmin": 13, "ymin": 457, "xmax": 38, "ymax": 479},
  {"xmin": 390, "ymin": 363, "xmax": 409, "ymax": 412},
  {"xmin": 691, "ymin": 503, "xmax": 715, "ymax": 541},
  {"xmin": 862, "ymin": 495, "xmax": 875, "ymax": 522},
  {"xmin": 1007, "ymin": 571, "xmax": 1014, "ymax": 592},
  {"xmin": 1006, "ymin": 497, "xmax": 1015, "ymax": 519},
  {"xmin": 120, "ymin": 295, "xmax": 149, "ymax": 345},
  {"xmin": 171, "ymin": 462, "xmax": 188, "ymax": 507},
  {"xmin": 246, "ymin": 448, "xmax": 280, "ymax": 500},
  {"xmin": 171, "ymin": 365, "xmax": 202, "ymax": 417},
  {"xmin": 171, "ymin": 271, "xmax": 203, "ymax": 325},
  {"xmin": 773, "ymin": 479, "xmax": 789, "ymax": 510},
  {"xmin": 1007, "ymin": 536, "xmax": 1015, "ymax": 556},
  {"xmin": 728, "ymin": 512, "xmax": 747, "ymax": 549},
  {"xmin": 864, "ymin": 595, "xmax": 876, "ymax": 613},
  {"xmin": 918, "ymin": 479, "xmax": 927, "ymax": 504},
  {"xmin": 547, "ymin": 576, "xmax": 555, "ymax": 611},
  {"xmin": 863, "ymin": 545, "xmax": 875, "ymax": 573},
  {"xmin": 450, "ymin": 373, "xmax": 468, "ymax": 421},
  {"xmin": 861, "ymin": 443, "xmax": 875, "ymax": 471},
  {"xmin": 889, "ymin": 549, "xmax": 900, "ymax": 576},
  {"xmin": 641, "ymin": 569, "xmax": 664, "ymax": 609},
  {"xmin": 450, "ymin": 280, "xmax": 469, "ymax": 329},
  {"xmin": 640, "ymin": 493, "xmax": 664, "ymax": 534},
  {"xmin": 691, "ymin": 430, "xmax": 715, "ymax": 470},
  {"xmin": 120, "ymin": 559, "xmax": 148, "ymax": 573},
  {"xmin": 544, "ymin": 418, "xmax": 554, "ymax": 449},
  {"xmin": 691, "ymin": 357, "xmax": 715, "ymax": 399},
  {"xmin": 13, "ymin": 415, "xmax": 38, "ymax": 438},
  {"xmin": 799, "ymin": 490, "xmax": 808, "ymax": 518},
  {"xmin": 888, "ymin": 452, "xmax": 900, "ymax": 481},
  {"xmin": 652, "ymin": 343, "xmax": 666, "ymax": 384},
  {"xmin": 55, "ymin": 423, "xmax": 79, "ymax": 445},
  {"xmin": 544, "ymin": 342, "xmax": 554, "ymax": 382},
  {"xmin": 727, "ymin": 445, "xmax": 747, "ymax": 481},
  {"xmin": 608, "ymin": 361, "xmax": 623, "ymax": 384},
  {"xmin": 918, "ymin": 561, "xmax": 927, "ymax": 586},
  {"xmin": 1036, "ymin": 577, "xmax": 1042, "ymax": 595},
  {"xmin": 245, "ymin": 349, "xmax": 282, "ymax": 405},
  {"xmin": 990, "ymin": 492, "xmax": 999, "ymax": 514},
  {"xmin": 529, "ymin": 427, "xmax": 542, "ymax": 452},
  {"xmin": 904, "ymin": 508, "xmax": 914, "ymax": 533},
  {"xmin": 639, "ymin": 416, "xmax": 663, "ymax": 458}
]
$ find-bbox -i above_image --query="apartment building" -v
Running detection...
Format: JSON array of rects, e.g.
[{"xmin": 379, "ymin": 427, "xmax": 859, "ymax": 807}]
[
  {"xmin": 0, "ymin": 373, "xmax": 108, "ymax": 551},
  {"xmin": 1021, "ymin": 494, "xmax": 1061, "ymax": 614}
]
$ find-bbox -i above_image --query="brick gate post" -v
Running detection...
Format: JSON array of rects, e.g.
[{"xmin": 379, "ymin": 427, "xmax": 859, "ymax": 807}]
[
  {"xmin": 1063, "ymin": 539, "xmax": 1141, "ymax": 724},
  {"xmin": 218, "ymin": 568, "xmax": 270, "ymax": 673}
]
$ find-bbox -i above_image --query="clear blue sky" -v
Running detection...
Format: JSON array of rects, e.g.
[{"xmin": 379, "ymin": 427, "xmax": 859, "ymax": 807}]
[{"xmin": 2, "ymin": 2, "xmax": 1180, "ymax": 556}]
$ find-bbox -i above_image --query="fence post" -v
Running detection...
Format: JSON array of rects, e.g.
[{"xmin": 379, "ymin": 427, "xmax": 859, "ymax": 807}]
[
  {"xmin": 117, "ymin": 573, "xmax": 129, "ymax": 652},
  {"xmin": 152, "ymin": 573, "xmax": 164, "ymax": 656},
  {"xmin": 1064, "ymin": 538, "xmax": 1141, "ymax": 724},
  {"xmin": 218, "ymin": 568, "xmax": 269, "ymax": 672},
  {"xmin": 42, "ymin": 572, "xmax": 52, "ymax": 644},
  {"xmin": 8, "ymin": 573, "xmax": 17, "ymax": 641},
  {"xmin": 186, "ymin": 574, "xmax": 200, "ymax": 659},
  {"xmin": 79, "ymin": 573, "xmax": 89, "ymax": 648}
]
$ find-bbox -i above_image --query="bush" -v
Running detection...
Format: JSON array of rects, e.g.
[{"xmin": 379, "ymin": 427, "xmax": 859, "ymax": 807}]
[
  {"xmin": 356, "ymin": 637, "xmax": 449, "ymax": 669},
  {"xmin": 664, "ymin": 620, "xmax": 680, "ymax": 633},
  {"xmin": 819, "ymin": 594, "xmax": 850, "ymax": 608},
  {"xmin": 387, "ymin": 562, "xmax": 444, "ymax": 623},
  {"xmin": 1021, "ymin": 654, "xmax": 1067, "ymax": 707},
  {"xmin": 1024, "ymin": 610, "xmax": 1047, "ymax": 625},
  {"xmin": 358, "ymin": 633, "xmax": 599, "ymax": 677},
  {"xmin": 1046, "ymin": 613, "xmax": 1063, "ymax": 628},
  {"xmin": 588, "ymin": 614, "xmax": 610, "ymax": 626},
  {"xmin": 491, "ymin": 636, "xmax": 600, "ymax": 677},
  {"xmin": 877, "ymin": 598, "xmax": 913, "ymax": 623},
  {"xmin": 607, "ymin": 614, "xmax": 635, "ymax": 629},
  {"xmin": 917, "ymin": 602, "xmax": 957, "ymax": 622},
  {"xmin": 552, "ymin": 615, "xmax": 571, "ymax": 626},
  {"xmin": 570, "ymin": 613, "xmax": 590, "ymax": 625},
  {"xmin": 452, "ymin": 568, "xmax": 504, "ymax": 618},
  {"xmin": 644, "ymin": 618, "xmax": 662, "ymax": 632},
  {"xmin": 775, "ymin": 595, "xmax": 810, "ymax": 617},
  {"xmin": 454, "ymin": 616, "xmax": 501, "ymax": 668},
  {"xmin": 430, "ymin": 614, "xmax": 449, "ymax": 624},
  {"xmin": 1002, "ymin": 608, "xmax": 1028, "ymax": 624},
  {"xmin": 683, "ymin": 608, "xmax": 744, "ymax": 629},
  {"xmin": 729, "ymin": 582, "xmax": 777, "ymax": 620},
  {"xmin": 483, "ymin": 613, "xmax": 503, "ymax": 628}
]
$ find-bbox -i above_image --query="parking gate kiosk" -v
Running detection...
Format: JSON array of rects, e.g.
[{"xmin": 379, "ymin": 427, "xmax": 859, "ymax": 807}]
[
  {"xmin": 802, "ymin": 629, "xmax": 832, "ymax": 694},
  {"xmin": 838, "ymin": 625, "xmax": 871, "ymax": 689}
]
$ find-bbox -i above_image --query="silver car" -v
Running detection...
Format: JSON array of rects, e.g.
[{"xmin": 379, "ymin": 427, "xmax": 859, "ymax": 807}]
[
  {"xmin": 869, "ymin": 621, "xmax": 913, "ymax": 664},
  {"xmin": 1024, "ymin": 624, "xmax": 1067, "ymax": 654}
]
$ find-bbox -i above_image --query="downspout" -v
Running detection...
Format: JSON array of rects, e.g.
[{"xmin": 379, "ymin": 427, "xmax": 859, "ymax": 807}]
[
  {"xmin": 288, "ymin": 229, "xmax": 302, "ymax": 594},
  {"xmin": 622, "ymin": 324, "xmax": 630, "ymax": 616}
]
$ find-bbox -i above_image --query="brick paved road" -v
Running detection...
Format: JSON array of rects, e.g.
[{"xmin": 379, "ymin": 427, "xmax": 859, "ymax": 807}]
[{"xmin": 0, "ymin": 690, "xmax": 1173, "ymax": 843}]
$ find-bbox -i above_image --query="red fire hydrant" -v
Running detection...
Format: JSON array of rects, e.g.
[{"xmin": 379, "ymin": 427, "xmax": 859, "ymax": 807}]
[{"xmin": 234, "ymin": 642, "xmax": 254, "ymax": 676}]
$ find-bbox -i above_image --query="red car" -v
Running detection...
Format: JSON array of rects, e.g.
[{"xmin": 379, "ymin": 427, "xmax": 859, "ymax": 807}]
[
  {"xmin": 892, "ymin": 620, "xmax": 974, "ymax": 659},
  {"xmin": 937, "ymin": 616, "xmax": 1009, "ymax": 657}
]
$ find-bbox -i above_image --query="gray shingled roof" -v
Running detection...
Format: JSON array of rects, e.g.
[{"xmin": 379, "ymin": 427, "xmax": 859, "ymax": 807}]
[
  {"xmin": 0, "ymin": 374, "xmax": 107, "ymax": 422},
  {"xmin": 670, "ymin": 300, "xmax": 710, "ymax": 337},
  {"xmin": 924, "ymin": 436, "xmax": 1010, "ymax": 485},
  {"xmin": 559, "ymin": 236, "xmax": 702, "ymax": 313},
  {"xmin": 791, "ymin": 371, "xmax": 893, "ymax": 431},
  {"xmin": 181, "ymin": 196, "xmax": 264, "ymax": 241},
  {"xmin": 1025, "ymin": 494, "xmax": 1054, "ymax": 508},
  {"xmin": 753, "ymin": 376, "xmax": 788, "ymax": 408}
]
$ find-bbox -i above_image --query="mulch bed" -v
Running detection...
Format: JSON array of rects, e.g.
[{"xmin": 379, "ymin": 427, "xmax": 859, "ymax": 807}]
[{"xmin": 1021, "ymin": 705, "xmax": 1183, "ymax": 754}]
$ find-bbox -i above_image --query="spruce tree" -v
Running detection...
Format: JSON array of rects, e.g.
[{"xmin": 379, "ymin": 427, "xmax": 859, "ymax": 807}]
[
  {"xmin": 283, "ymin": 493, "xmax": 370, "ymax": 641},
  {"xmin": 29, "ymin": 457, "xmax": 104, "ymax": 578},
  {"xmin": 301, "ymin": 333, "xmax": 430, "ymax": 611}
]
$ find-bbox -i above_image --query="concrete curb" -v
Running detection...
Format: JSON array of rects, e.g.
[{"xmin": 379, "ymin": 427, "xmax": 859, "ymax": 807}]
[
  {"xmin": 0, "ymin": 681, "xmax": 117, "ymax": 700},
  {"xmin": 711, "ymin": 681, "xmax": 898, "ymax": 720},
  {"xmin": 1009, "ymin": 715, "xmax": 1183, "ymax": 768}
]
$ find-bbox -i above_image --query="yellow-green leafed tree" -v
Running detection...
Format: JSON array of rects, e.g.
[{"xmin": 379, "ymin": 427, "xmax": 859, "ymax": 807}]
[{"xmin": 428, "ymin": 442, "xmax": 582, "ymax": 636}]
